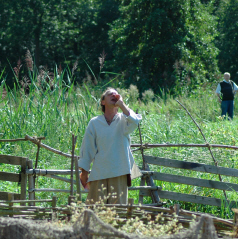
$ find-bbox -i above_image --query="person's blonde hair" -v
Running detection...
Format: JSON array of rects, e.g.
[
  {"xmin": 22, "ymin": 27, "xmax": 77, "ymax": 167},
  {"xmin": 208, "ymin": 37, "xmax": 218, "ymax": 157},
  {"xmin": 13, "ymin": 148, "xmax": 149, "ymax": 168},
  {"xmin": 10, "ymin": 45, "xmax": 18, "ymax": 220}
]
[{"xmin": 100, "ymin": 87, "xmax": 118, "ymax": 113}]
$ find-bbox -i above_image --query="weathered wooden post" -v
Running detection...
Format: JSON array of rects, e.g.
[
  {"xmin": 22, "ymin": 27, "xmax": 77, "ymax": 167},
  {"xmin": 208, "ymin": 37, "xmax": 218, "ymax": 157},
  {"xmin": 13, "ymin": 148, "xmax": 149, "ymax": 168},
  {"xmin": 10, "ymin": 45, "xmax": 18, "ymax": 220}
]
[
  {"xmin": 136, "ymin": 109, "xmax": 160, "ymax": 205},
  {"xmin": 8, "ymin": 193, "xmax": 14, "ymax": 217},
  {"xmin": 73, "ymin": 136, "xmax": 81, "ymax": 201},
  {"xmin": 34, "ymin": 139, "xmax": 41, "ymax": 203},
  {"xmin": 127, "ymin": 198, "xmax": 134, "ymax": 219},
  {"xmin": 51, "ymin": 196, "xmax": 58, "ymax": 221},
  {"xmin": 68, "ymin": 195, "xmax": 76, "ymax": 221},
  {"xmin": 52, "ymin": 196, "xmax": 57, "ymax": 208},
  {"xmin": 20, "ymin": 157, "xmax": 27, "ymax": 206},
  {"xmin": 174, "ymin": 204, "xmax": 180, "ymax": 215},
  {"xmin": 27, "ymin": 160, "xmax": 35, "ymax": 206},
  {"xmin": 70, "ymin": 134, "xmax": 77, "ymax": 196},
  {"xmin": 71, "ymin": 134, "xmax": 81, "ymax": 200}
]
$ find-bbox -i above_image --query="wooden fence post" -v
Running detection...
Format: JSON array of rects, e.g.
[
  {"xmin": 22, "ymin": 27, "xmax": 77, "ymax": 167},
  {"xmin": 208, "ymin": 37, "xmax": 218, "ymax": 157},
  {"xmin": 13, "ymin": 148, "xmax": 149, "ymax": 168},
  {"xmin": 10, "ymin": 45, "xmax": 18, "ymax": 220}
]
[
  {"xmin": 139, "ymin": 176, "xmax": 146, "ymax": 204},
  {"xmin": 27, "ymin": 160, "xmax": 35, "ymax": 206},
  {"xmin": 127, "ymin": 198, "xmax": 134, "ymax": 219},
  {"xmin": 51, "ymin": 196, "xmax": 58, "ymax": 221},
  {"xmin": 52, "ymin": 196, "xmax": 57, "ymax": 208},
  {"xmin": 73, "ymin": 136, "xmax": 81, "ymax": 200},
  {"xmin": 20, "ymin": 158, "xmax": 27, "ymax": 206},
  {"xmin": 70, "ymin": 135, "xmax": 76, "ymax": 196},
  {"xmin": 136, "ymin": 109, "xmax": 160, "ymax": 204},
  {"xmin": 8, "ymin": 193, "xmax": 14, "ymax": 217}
]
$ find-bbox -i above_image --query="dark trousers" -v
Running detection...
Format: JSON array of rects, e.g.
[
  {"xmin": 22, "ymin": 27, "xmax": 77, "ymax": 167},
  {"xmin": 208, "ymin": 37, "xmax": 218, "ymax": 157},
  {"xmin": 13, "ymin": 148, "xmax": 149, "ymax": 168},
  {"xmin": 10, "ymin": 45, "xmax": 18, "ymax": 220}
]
[{"xmin": 221, "ymin": 100, "xmax": 234, "ymax": 119}]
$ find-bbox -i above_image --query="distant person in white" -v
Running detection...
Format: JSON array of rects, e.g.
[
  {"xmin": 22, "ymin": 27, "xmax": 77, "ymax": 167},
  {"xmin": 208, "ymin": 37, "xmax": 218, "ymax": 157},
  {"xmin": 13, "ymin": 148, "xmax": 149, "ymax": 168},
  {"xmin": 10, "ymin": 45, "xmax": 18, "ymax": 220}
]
[
  {"xmin": 216, "ymin": 72, "xmax": 238, "ymax": 119},
  {"xmin": 78, "ymin": 88, "xmax": 142, "ymax": 204}
]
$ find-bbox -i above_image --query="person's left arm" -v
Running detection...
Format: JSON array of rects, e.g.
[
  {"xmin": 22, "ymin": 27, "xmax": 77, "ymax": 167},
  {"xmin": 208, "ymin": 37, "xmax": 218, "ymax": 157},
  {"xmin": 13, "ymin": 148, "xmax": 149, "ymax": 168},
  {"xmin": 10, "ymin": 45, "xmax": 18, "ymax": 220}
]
[
  {"xmin": 115, "ymin": 95, "xmax": 130, "ymax": 116},
  {"xmin": 233, "ymin": 82, "xmax": 238, "ymax": 95}
]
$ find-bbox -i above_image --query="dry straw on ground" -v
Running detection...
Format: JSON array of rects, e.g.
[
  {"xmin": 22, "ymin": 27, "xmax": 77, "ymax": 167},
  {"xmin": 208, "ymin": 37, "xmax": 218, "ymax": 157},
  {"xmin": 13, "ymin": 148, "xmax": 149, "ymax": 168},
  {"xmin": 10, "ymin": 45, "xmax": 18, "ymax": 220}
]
[{"xmin": 0, "ymin": 209, "xmax": 219, "ymax": 239}]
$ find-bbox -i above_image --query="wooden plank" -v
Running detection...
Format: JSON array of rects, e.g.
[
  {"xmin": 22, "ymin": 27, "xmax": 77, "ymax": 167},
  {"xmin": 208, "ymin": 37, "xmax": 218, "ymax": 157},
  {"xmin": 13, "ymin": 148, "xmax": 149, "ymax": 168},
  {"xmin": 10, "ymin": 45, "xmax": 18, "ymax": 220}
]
[
  {"xmin": 140, "ymin": 190, "xmax": 236, "ymax": 207},
  {"xmin": 0, "ymin": 155, "xmax": 27, "ymax": 165},
  {"xmin": 29, "ymin": 188, "xmax": 89, "ymax": 193},
  {"xmin": 73, "ymin": 135, "xmax": 81, "ymax": 199},
  {"xmin": 131, "ymin": 143, "xmax": 238, "ymax": 150},
  {"xmin": 144, "ymin": 163, "xmax": 160, "ymax": 204},
  {"xmin": 26, "ymin": 169, "xmax": 79, "ymax": 175},
  {"xmin": 152, "ymin": 172, "xmax": 238, "ymax": 192},
  {"xmin": 139, "ymin": 177, "xmax": 146, "ymax": 204},
  {"xmin": 0, "ymin": 191, "xmax": 20, "ymax": 200},
  {"xmin": 27, "ymin": 160, "xmax": 35, "ymax": 205},
  {"xmin": 129, "ymin": 186, "xmax": 161, "ymax": 190},
  {"xmin": 0, "ymin": 137, "xmax": 45, "ymax": 142},
  {"xmin": 159, "ymin": 191, "xmax": 237, "ymax": 207},
  {"xmin": 20, "ymin": 159, "xmax": 27, "ymax": 203},
  {"xmin": 144, "ymin": 155, "xmax": 238, "ymax": 178},
  {"xmin": 0, "ymin": 172, "xmax": 20, "ymax": 182},
  {"xmin": 0, "ymin": 199, "xmax": 53, "ymax": 204},
  {"xmin": 46, "ymin": 174, "xmax": 76, "ymax": 184}
]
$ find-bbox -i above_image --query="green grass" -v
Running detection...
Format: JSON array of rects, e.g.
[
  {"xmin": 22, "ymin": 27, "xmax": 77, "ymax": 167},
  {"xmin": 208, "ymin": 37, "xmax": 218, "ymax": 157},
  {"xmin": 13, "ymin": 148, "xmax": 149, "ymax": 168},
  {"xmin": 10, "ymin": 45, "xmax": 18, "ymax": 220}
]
[{"xmin": 1, "ymin": 70, "xmax": 238, "ymax": 218}]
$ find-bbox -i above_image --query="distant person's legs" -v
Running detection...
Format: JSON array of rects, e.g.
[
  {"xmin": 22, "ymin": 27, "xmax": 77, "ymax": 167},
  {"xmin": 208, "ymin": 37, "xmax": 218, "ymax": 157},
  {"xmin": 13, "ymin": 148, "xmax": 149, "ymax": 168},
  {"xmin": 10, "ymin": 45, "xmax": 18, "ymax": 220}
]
[
  {"xmin": 227, "ymin": 100, "xmax": 234, "ymax": 119},
  {"xmin": 221, "ymin": 101, "xmax": 229, "ymax": 119}
]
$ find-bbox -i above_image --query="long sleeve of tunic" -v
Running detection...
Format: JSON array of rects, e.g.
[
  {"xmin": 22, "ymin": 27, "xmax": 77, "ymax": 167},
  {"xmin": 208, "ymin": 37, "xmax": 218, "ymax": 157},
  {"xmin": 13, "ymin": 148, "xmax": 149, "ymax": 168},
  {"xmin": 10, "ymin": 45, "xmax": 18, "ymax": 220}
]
[{"xmin": 78, "ymin": 110, "xmax": 142, "ymax": 182}]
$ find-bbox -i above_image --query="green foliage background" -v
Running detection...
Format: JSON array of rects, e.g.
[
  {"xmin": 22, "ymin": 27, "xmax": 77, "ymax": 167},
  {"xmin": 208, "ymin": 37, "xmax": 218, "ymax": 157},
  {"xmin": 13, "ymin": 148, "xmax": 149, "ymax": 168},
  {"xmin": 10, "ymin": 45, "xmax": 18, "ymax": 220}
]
[{"xmin": 0, "ymin": 0, "xmax": 238, "ymax": 91}]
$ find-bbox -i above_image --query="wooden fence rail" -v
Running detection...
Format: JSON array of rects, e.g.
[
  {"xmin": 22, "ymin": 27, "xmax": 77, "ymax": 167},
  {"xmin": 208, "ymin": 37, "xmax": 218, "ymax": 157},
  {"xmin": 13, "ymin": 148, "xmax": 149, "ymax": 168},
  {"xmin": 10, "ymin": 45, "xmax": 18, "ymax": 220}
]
[{"xmin": 139, "ymin": 155, "xmax": 238, "ymax": 207}]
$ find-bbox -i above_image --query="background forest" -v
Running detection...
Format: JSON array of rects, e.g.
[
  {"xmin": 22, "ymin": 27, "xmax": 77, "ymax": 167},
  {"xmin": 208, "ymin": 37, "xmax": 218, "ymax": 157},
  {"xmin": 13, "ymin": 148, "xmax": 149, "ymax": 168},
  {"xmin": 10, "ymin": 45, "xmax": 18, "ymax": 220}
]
[{"xmin": 1, "ymin": 0, "xmax": 238, "ymax": 93}]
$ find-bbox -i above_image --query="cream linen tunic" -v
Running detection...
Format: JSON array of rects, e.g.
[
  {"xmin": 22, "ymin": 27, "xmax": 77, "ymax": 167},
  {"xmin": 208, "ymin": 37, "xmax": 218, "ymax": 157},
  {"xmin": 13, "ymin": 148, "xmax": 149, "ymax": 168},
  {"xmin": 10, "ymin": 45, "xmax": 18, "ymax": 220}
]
[{"xmin": 78, "ymin": 110, "xmax": 142, "ymax": 182}]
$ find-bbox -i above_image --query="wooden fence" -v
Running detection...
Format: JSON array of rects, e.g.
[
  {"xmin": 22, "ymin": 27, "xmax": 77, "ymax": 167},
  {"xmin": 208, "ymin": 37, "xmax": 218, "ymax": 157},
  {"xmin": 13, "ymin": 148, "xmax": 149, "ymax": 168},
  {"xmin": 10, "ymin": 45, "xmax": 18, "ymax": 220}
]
[
  {"xmin": 138, "ymin": 155, "xmax": 238, "ymax": 207},
  {"xmin": 1, "ymin": 134, "xmax": 238, "ymax": 209}
]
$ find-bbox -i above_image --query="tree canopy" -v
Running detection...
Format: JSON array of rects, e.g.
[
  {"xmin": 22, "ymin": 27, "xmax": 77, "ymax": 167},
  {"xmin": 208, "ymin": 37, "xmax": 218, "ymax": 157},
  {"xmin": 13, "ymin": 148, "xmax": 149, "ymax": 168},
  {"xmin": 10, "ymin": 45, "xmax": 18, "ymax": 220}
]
[{"xmin": 0, "ymin": 0, "xmax": 237, "ymax": 92}]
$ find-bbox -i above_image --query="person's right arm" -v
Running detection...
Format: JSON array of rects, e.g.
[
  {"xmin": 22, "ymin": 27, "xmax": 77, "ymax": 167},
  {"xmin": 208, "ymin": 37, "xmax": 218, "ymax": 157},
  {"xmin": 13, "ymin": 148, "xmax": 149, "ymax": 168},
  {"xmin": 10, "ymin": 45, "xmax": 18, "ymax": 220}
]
[
  {"xmin": 80, "ymin": 168, "xmax": 89, "ymax": 188},
  {"xmin": 216, "ymin": 93, "xmax": 221, "ymax": 103},
  {"xmin": 78, "ymin": 120, "xmax": 97, "ymax": 187},
  {"xmin": 215, "ymin": 83, "xmax": 221, "ymax": 103}
]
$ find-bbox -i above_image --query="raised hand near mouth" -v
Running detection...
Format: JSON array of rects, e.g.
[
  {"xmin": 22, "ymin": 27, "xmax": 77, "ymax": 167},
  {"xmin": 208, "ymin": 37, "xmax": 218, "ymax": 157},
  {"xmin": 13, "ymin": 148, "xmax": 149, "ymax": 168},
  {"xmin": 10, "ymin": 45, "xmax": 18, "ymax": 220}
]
[
  {"xmin": 114, "ymin": 94, "xmax": 130, "ymax": 116},
  {"xmin": 114, "ymin": 94, "xmax": 123, "ymax": 107}
]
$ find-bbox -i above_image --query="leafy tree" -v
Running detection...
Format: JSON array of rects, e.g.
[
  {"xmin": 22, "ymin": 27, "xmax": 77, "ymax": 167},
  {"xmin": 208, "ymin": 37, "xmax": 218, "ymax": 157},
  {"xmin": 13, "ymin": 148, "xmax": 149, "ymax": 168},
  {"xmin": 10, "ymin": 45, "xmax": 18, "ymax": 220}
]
[
  {"xmin": 179, "ymin": 0, "xmax": 220, "ymax": 86},
  {"xmin": 70, "ymin": 0, "xmax": 120, "ymax": 83},
  {"xmin": 0, "ymin": 0, "xmax": 59, "ymax": 67},
  {"xmin": 0, "ymin": 0, "xmax": 120, "ymax": 86},
  {"xmin": 109, "ymin": 0, "xmax": 219, "ymax": 93},
  {"xmin": 108, "ymin": 0, "xmax": 188, "ymax": 92},
  {"xmin": 216, "ymin": 0, "xmax": 238, "ymax": 82},
  {"xmin": 0, "ymin": 0, "xmax": 220, "ymax": 92}
]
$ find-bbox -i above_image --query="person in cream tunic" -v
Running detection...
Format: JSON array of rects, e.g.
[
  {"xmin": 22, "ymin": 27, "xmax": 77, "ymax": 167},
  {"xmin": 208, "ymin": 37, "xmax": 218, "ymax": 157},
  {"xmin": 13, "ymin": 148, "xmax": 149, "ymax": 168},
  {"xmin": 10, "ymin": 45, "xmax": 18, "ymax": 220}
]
[{"xmin": 78, "ymin": 88, "xmax": 142, "ymax": 204}]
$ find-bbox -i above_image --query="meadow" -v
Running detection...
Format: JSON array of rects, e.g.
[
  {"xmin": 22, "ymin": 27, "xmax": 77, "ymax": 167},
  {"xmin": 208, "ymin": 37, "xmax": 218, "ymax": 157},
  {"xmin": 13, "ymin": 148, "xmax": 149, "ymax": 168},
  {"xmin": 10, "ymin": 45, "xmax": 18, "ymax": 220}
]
[{"xmin": 0, "ymin": 70, "xmax": 238, "ymax": 220}]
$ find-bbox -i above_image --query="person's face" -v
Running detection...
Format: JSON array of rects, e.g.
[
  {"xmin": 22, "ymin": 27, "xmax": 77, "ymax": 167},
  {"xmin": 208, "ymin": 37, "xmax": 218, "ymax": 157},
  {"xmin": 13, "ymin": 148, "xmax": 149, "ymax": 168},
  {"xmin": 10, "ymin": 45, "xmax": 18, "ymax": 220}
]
[
  {"xmin": 101, "ymin": 90, "xmax": 119, "ymax": 107},
  {"xmin": 224, "ymin": 74, "xmax": 230, "ymax": 81}
]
